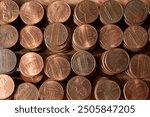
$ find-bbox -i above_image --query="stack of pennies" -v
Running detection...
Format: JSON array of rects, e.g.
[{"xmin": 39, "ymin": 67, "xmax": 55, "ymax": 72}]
[
  {"xmin": 73, "ymin": 0, "xmax": 99, "ymax": 25},
  {"xmin": 44, "ymin": 54, "xmax": 71, "ymax": 81},
  {"xmin": 72, "ymin": 24, "xmax": 98, "ymax": 51},
  {"xmin": 101, "ymin": 48, "xmax": 130, "ymax": 75},
  {"xmin": 44, "ymin": 23, "xmax": 71, "ymax": 53},
  {"xmin": 19, "ymin": 52, "xmax": 44, "ymax": 83},
  {"xmin": 123, "ymin": 25, "xmax": 148, "ymax": 52},
  {"xmin": 99, "ymin": 0, "xmax": 124, "ymax": 24},
  {"xmin": 99, "ymin": 24, "xmax": 123, "ymax": 50},
  {"xmin": 124, "ymin": 0, "xmax": 148, "ymax": 25},
  {"xmin": 66, "ymin": 76, "xmax": 92, "ymax": 100}
]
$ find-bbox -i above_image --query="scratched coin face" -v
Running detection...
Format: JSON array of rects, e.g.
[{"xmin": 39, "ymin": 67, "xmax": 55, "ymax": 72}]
[
  {"xmin": 71, "ymin": 51, "xmax": 96, "ymax": 76},
  {"xmin": 39, "ymin": 80, "xmax": 64, "ymax": 100},
  {"xmin": 0, "ymin": 74, "xmax": 15, "ymax": 99},
  {"xmin": 66, "ymin": 76, "xmax": 92, "ymax": 100}
]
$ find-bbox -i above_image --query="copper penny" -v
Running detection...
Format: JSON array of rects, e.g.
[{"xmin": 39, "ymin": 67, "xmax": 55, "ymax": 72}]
[
  {"xmin": 20, "ymin": 25, "xmax": 43, "ymax": 50},
  {"xmin": 19, "ymin": 52, "xmax": 44, "ymax": 77},
  {"xmin": 94, "ymin": 80, "xmax": 121, "ymax": 100},
  {"xmin": 0, "ymin": 74, "xmax": 15, "ymax": 99},
  {"xmin": 0, "ymin": 0, "xmax": 19, "ymax": 24},
  {"xmin": 71, "ymin": 51, "xmax": 96, "ymax": 76},
  {"xmin": 0, "ymin": 49, "xmax": 17, "ymax": 74},
  {"xmin": 123, "ymin": 79, "xmax": 149, "ymax": 100},
  {"xmin": 14, "ymin": 83, "xmax": 39, "ymax": 100},
  {"xmin": 47, "ymin": 1, "xmax": 71, "ymax": 23},
  {"xmin": 74, "ymin": 0, "xmax": 99, "ymax": 25},
  {"xmin": 39, "ymin": 80, "xmax": 64, "ymax": 100},
  {"xmin": 99, "ymin": 0, "xmax": 123, "ymax": 24},
  {"xmin": 44, "ymin": 54, "xmax": 71, "ymax": 81},
  {"xmin": 66, "ymin": 76, "xmax": 92, "ymax": 100},
  {"xmin": 124, "ymin": 0, "xmax": 148, "ymax": 25},
  {"xmin": 0, "ymin": 25, "xmax": 18, "ymax": 49},
  {"xmin": 123, "ymin": 25, "xmax": 148, "ymax": 52},
  {"xmin": 99, "ymin": 24, "xmax": 123, "ymax": 50},
  {"xmin": 20, "ymin": 1, "xmax": 44, "ymax": 24},
  {"xmin": 72, "ymin": 24, "xmax": 98, "ymax": 51}
]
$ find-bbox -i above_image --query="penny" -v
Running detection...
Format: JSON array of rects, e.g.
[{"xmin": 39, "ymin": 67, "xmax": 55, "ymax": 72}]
[
  {"xmin": 94, "ymin": 79, "xmax": 121, "ymax": 100},
  {"xmin": 123, "ymin": 25, "xmax": 148, "ymax": 52},
  {"xmin": 99, "ymin": 0, "xmax": 123, "ymax": 24},
  {"xmin": 0, "ymin": 74, "xmax": 15, "ymax": 100},
  {"xmin": 0, "ymin": 49, "xmax": 17, "ymax": 74},
  {"xmin": 66, "ymin": 76, "xmax": 92, "ymax": 100},
  {"xmin": 39, "ymin": 80, "xmax": 64, "ymax": 100},
  {"xmin": 20, "ymin": 1, "xmax": 44, "ymax": 24},
  {"xmin": 14, "ymin": 83, "xmax": 39, "ymax": 100},
  {"xmin": 47, "ymin": 1, "xmax": 71, "ymax": 23},
  {"xmin": 19, "ymin": 52, "xmax": 44, "ymax": 77},
  {"xmin": 71, "ymin": 51, "xmax": 96, "ymax": 76},
  {"xmin": 20, "ymin": 25, "xmax": 43, "ymax": 50},
  {"xmin": 72, "ymin": 24, "xmax": 98, "ymax": 51},
  {"xmin": 74, "ymin": 0, "xmax": 99, "ymax": 25},
  {"xmin": 123, "ymin": 79, "xmax": 149, "ymax": 100},
  {"xmin": 0, "ymin": 25, "xmax": 18, "ymax": 49},
  {"xmin": 44, "ymin": 54, "xmax": 71, "ymax": 81},
  {"xmin": 0, "ymin": 0, "xmax": 19, "ymax": 24},
  {"xmin": 124, "ymin": 0, "xmax": 148, "ymax": 25},
  {"xmin": 99, "ymin": 24, "xmax": 123, "ymax": 50}
]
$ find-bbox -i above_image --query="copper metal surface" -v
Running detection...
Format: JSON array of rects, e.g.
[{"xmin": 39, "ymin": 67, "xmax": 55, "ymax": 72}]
[
  {"xmin": 14, "ymin": 83, "xmax": 39, "ymax": 100},
  {"xmin": 0, "ymin": 25, "xmax": 18, "ymax": 49}
]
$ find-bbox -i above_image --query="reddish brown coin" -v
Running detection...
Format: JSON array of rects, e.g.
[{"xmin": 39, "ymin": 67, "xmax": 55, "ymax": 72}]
[
  {"xmin": 124, "ymin": 0, "xmax": 148, "ymax": 25},
  {"xmin": 47, "ymin": 1, "xmax": 71, "ymax": 23},
  {"xmin": 99, "ymin": 24, "xmax": 123, "ymax": 50},
  {"xmin": 39, "ymin": 80, "xmax": 64, "ymax": 100},
  {"xmin": 71, "ymin": 51, "xmax": 96, "ymax": 76},
  {"xmin": 66, "ymin": 76, "xmax": 92, "ymax": 100},
  {"xmin": 94, "ymin": 80, "xmax": 121, "ymax": 100},
  {"xmin": 0, "ymin": 0, "xmax": 19, "ymax": 24},
  {"xmin": 74, "ymin": 0, "xmax": 99, "ymax": 25},
  {"xmin": 99, "ymin": 0, "xmax": 123, "ymax": 24},
  {"xmin": 20, "ymin": 1, "xmax": 44, "ymax": 24},
  {"xmin": 44, "ymin": 54, "xmax": 71, "ymax": 81},
  {"xmin": 19, "ymin": 52, "xmax": 44, "ymax": 77},
  {"xmin": 0, "ymin": 74, "xmax": 15, "ymax": 100},
  {"xmin": 123, "ymin": 25, "xmax": 148, "ymax": 52},
  {"xmin": 20, "ymin": 25, "xmax": 43, "ymax": 50},
  {"xmin": 72, "ymin": 24, "xmax": 98, "ymax": 51},
  {"xmin": 14, "ymin": 83, "xmax": 39, "ymax": 100},
  {"xmin": 123, "ymin": 79, "xmax": 149, "ymax": 100},
  {"xmin": 0, "ymin": 25, "xmax": 18, "ymax": 49},
  {"xmin": 129, "ymin": 54, "xmax": 150, "ymax": 78},
  {"xmin": 0, "ymin": 49, "xmax": 17, "ymax": 74}
]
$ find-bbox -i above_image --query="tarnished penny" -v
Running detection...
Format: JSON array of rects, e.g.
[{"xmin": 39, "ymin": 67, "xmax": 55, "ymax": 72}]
[
  {"xmin": 14, "ymin": 83, "xmax": 39, "ymax": 100},
  {"xmin": 94, "ymin": 80, "xmax": 121, "ymax": 100},
  {"xmin": 20, "ymin": 1, "xmax": 44, "ymax": 24},
  {"xmin": 19, "ymin": 52, "xmax": 44, "ymax": 77},
  {"xmin": 71, "ymin": 51, "xmax": 96, "ymax": 76},
  {"xmin": 66, "ymin": 76, "xmax": 92, "ymax": 100},
  {"xmin": 0, "ymin": 49, "xmax": 17, "ymax": 74},
  {"xmin": 20, "ymin": 25, "xmax": 43, "ymax": 50},
  {"xmin": 0, "ymin": 74, "xmax": 15, "ymax": 100},
  {"xmin": 123, "ymin": 79, "xmax": 149, "ymax": 100},
  {"xmin": 0, "ymin": 0, "xmax": 19, "ymax": 24},
  {"xmin": 72, "ymin": 24, "xmax": 98, "ymax": 51},
  {"xmin": 123, "ymin": 25, "xmax": 148, "ymax": 52},
  {"xmin": 99, "ymin": 0, "xmax": 123, "ymax": 24},
  {"xmin": 0, "ymin": 25, "xmax": 18, "ymax": 49},
  {"xmin": 39, "ymin": 80, "xmax": 64, "ymax": 100},
  {"xmin": 124, "ymin": 0, "xmax": 148, "ymax": 25},
  {"xmin": 47, "ymin": 1, "xmax": 71, "ymax": 23},
  {"xmin": 99, "ymin": 24, "xmax": 123, "ymax": 50}
]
